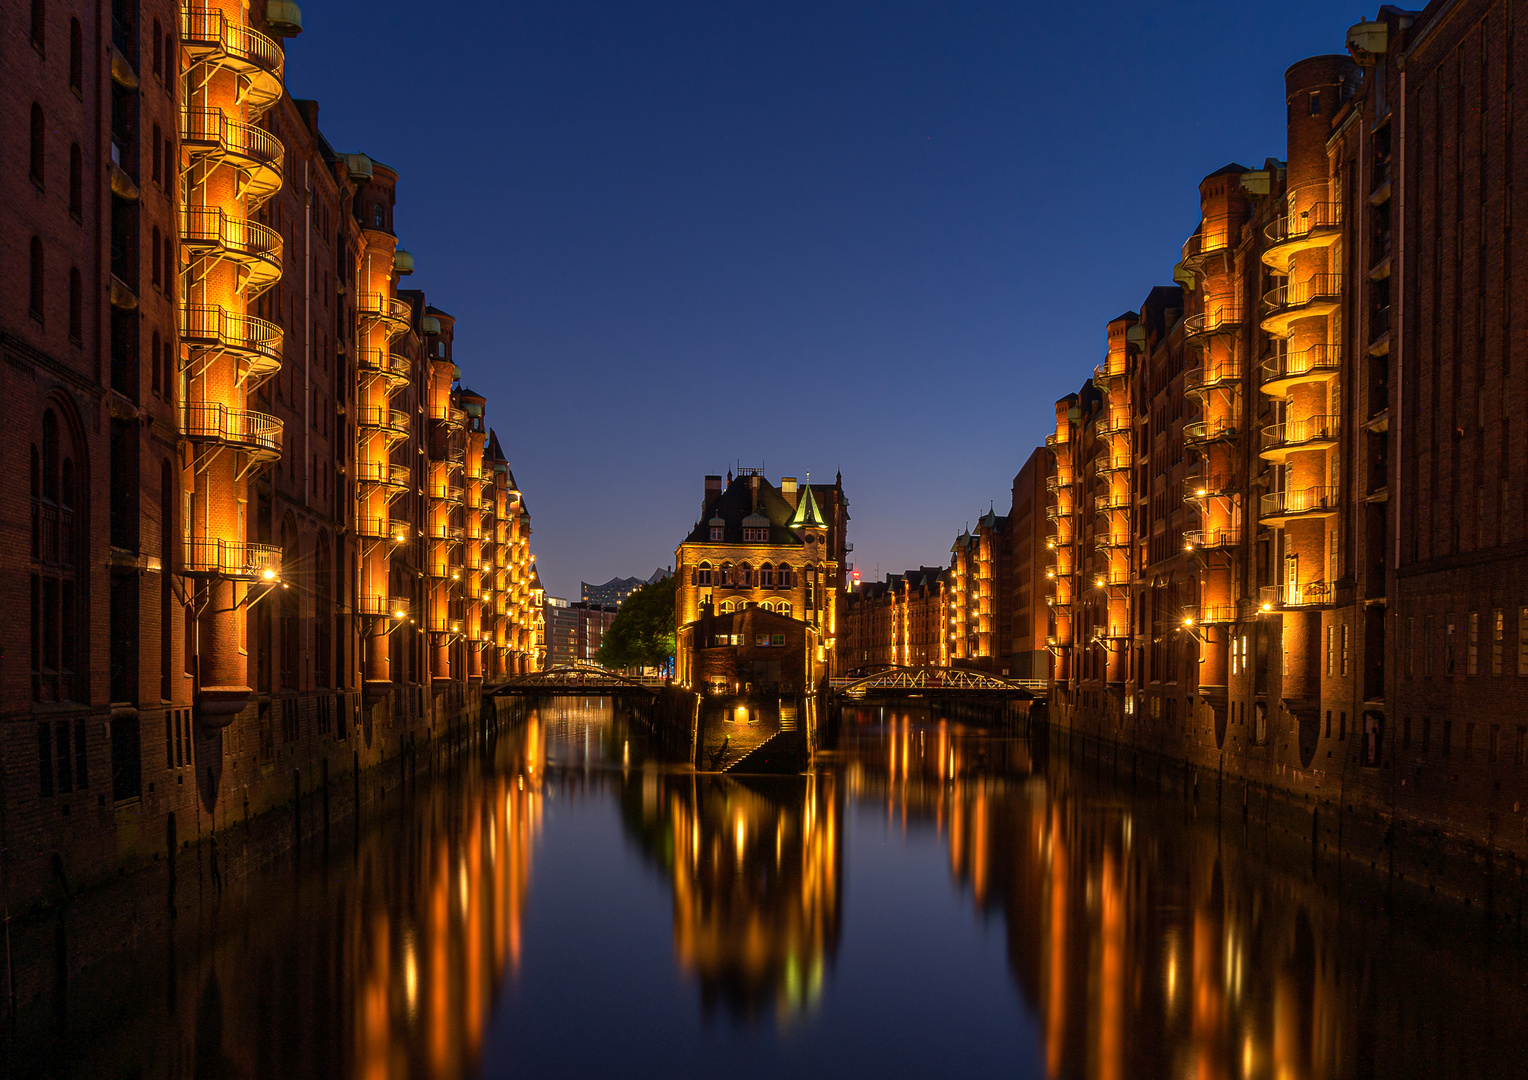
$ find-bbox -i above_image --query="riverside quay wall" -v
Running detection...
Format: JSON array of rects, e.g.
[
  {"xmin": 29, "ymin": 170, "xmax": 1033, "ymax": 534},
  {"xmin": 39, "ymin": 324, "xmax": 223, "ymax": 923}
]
[
  {"xmin": 1023, "ymin": 0, "xmax": 1528, "ymax": 877},
  {"xmin": 1, "ymin": 0, "xmax": 544, "ymax": 913}
]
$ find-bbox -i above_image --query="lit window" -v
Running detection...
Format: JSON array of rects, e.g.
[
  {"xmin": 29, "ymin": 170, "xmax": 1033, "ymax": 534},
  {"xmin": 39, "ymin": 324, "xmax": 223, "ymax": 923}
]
[{"xmin": 710, "ymin": 525, "xmax": 724, "ymax": 541}]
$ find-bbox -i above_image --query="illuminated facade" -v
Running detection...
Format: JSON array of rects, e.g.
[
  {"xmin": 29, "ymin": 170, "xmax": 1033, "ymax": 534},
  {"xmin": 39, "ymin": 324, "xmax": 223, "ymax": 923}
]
[
  {"xmin": 0, "ymin": 0, "xmax": 539, "ymax": 908},
  {"xmin": 673, "ymin": 470, "xmax": 849, "ymax": 691},
  {"xmin": 839, "ymin": 567, "xmax": 950, "ymax": 670},
  {"xmin": 1034, "ymin": 3, "xmax": 1528, "ymax": 855}
]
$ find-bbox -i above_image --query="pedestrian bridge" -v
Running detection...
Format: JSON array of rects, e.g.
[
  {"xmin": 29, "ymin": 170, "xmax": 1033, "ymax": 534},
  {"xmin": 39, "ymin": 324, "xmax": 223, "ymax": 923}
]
[
  {"xmin": 832, "ymin": 665, "xmax": 1046, "ymax": 700},
  {"xmin": 493, "ymin": 664, "xmax": 661, "ymax": 696}
]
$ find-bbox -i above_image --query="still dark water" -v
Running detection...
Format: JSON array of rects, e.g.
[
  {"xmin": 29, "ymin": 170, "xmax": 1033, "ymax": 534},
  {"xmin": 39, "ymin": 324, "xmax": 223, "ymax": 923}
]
[{"xmin": 12, "ymin": 697, "xmax": 1528, "ymax": 1079}]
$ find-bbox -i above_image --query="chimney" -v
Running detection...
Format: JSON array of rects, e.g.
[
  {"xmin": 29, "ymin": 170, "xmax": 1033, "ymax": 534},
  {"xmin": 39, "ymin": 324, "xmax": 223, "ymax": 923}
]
[
  {"xmin": 781, "ymin": 477, "xmax": 798, "ymax": 508},
  {"xmin": 704, "ymin": 475, "xmax": 722, "ymax": 510}
]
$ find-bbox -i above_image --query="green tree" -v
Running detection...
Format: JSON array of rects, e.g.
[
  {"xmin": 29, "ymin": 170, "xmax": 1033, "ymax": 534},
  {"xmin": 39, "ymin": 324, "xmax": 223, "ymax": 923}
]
[{"xmin": 595, "ymin": 576, "xmax": 676, "ymax": 671}]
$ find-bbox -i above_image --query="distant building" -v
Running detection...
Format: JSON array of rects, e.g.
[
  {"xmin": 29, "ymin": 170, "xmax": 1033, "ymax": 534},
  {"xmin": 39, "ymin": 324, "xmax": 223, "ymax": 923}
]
[
  {"xmin": 674, "ymin": 469, "xmax": 849, "ymax": 693},
  {"xmin": 840, "ymin": 568, "xmax": 950, "ymax": 671},
  {"xmin": 581, "ymin": 568, "xmax": 671, "ymax": 608},
  {"xmin": 543, "ymin": 598, "xmax": 618, "ymax": 667}
]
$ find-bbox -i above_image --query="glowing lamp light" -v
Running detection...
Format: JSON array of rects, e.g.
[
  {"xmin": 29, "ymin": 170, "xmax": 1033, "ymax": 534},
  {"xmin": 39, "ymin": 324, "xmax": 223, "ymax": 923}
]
[
  {"xmin": 1260, "ymin": 602, "xmax": 1273, "ymax": 612},
  {"xmin": 261, "ymin": 567, "xmax": 277, "ymax": 581},
  {"xmin": 1183, "ymin": 616, "xmax": 1195, "ymax": 627},
  {"xmin": 1196, "ymin": 488, "xmax": 1208, "ymax": 498},
  {"xmin": 393, "ymin": 607, "xmax": 407, "ymax": 619}
]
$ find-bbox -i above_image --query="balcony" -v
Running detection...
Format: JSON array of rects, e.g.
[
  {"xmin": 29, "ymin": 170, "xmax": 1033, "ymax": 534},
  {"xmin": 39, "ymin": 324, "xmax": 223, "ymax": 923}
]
[
  {"xmin": 1046, "ymin": 472, "xmax": 1073, "ymax": 491},
  {"xmin": 1094, "ymin": 533, "xmax": 1129, "ymax": 552},
  {"xmin": 1183, "ymin": 527, "xmax": 1241, "ymax": 551},
  {"xmin": 1179, "ymin": 227, "xmax": 1232, "ymax": 274},
  {"xmin": 430, "ymin": 481, "xmax": 466, "ymax": 505},
  {"xmin": 1189, "ymin": 603, "xmax": 1239, "ymax": 625},
  {"xmin": 1094, "ymin": 624, "xmax": 1131, "ymax": 641},
  {"xmin": 355, "ymin": 405, "xmax": 412, "ymax": 440},
  {"xmin": 1095, "ymin": 412, "xmax": 1132, "ymax": 439},
  {"xmin": 182, "ymin": 538, "xmax": 282, "ymax": 580},
  {"xmin": 1095, "ymin": 492, "xmax": 1130, "ymax": 513},
  {"xmin": 1183, "ymin": 306, "xmax": 1243, "ymax": 342},
  {"xmin": 181, "ymin": 8, "xmax": 284, "ymax": 118},
  {"xmin": 182, "ymin": 402, "xmax": 282, "ymax": 462},
  {"xmin": 356, "ymin": 348, "xmax": 411, "ymax": 389},
  {"xmin": 1261, "ymin": 273, "xmax": 1343, "ymax": 337},
  {"xmin": 1183, "ymin": 358, "xmax": 1242, "ymax": 397},
  {"xmin": 356, "ymin": 460, "xmax": 410, "ymax": 495},
  {"xmin": 1259, "ymin": 413, "xmax": 1339, "ymax": 460},
  {"xmin": 357, "ymin": 292, "xmax": 412, "ymax": 339},
  {"xmin": 424, "ymin": 521, "xmax": 466, "ymax": 542},
  {"xmin": 357, "ymin": 595, "xmax": 412, "ymax": 619},
  {"xmin": 427, "ymin": 401, "xmax": 468, "ymax": 428},
  {"xmin": 1095, "ymin": 448, "xmax": 1131, "ymax": 474},
  {"xmin": 356, "ymin": 517, "xmax": 411, "ymax": 542},
  {"xmin": 1093, "ymin": 357, "xmax": 1128, "ymax": 387},
  {"xmin": 1182, "ymin": 473, "xmax": 1237, "ymax": 502},
  {"xmin": 180, "ymin": 108, "xmax": 283, "ymax": 206},
  {"xmin": 425, "ymin": 561, "xmax": 459, "ymax": 579},
  {"xmin": 1045, "ymin": 497, "xmax": 1072, "ymax": 522},
  {"xmin": 180, "ymin": 304, "xmax": 283, "ymax": 388},
  {"xmin": 1092, "ymin": 570, "xmax": 1131, "ymax": 588},
  {"xmin": 1259, "ymin": 581, "xmax": 1336, "ymax": 610},
  {"xmin": 1183, "ymin": 418, "xmax": 1239, "ymax": 449},
  {"xmin": 1259, "ymin": 486, "xmax": 1340, "ymax": 526},
  {"xmin": 180, "ymin": 207, "xmax": 282, "ymax": 295},
  {"xmin": 1261, "ymin": 199, "xmax": 1342, "ymax": 273},
  {"xmin": 1259, "ymin": 343, "xmax": 1341, "ymax": 396},
  {"xmin": 1045, "ymin": 432, "xmax": 1069, "ymax": 449}
]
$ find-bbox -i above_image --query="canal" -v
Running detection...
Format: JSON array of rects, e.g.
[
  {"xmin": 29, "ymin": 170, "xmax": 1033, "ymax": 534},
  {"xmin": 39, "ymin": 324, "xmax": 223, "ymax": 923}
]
[{"xmin": 8, "ymin": 696, "xmax": 1528, "ymax": 1078}]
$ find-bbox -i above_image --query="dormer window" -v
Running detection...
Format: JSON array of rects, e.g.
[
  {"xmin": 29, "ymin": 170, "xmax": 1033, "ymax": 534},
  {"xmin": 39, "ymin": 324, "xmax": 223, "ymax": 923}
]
[
  {"xmin": 743, "ymin": 527, "xmax": 768, "ymax": 542},
  {"xmin": 711, "ymin": 525, "xmax": 724, "ymax": 541},
  {"xmin": 708, "ymin": 514, "xmax": 725, "ymax": 542}
]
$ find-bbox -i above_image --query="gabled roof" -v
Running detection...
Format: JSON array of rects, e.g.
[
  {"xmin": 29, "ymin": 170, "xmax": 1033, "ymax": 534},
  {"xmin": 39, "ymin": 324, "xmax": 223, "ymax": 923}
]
[
  {"xmin": 788, "ymin": 482, "xmax": 827, "ymax": 530},
  {"xmin": 681, "ymin": 473, "xmax": 804, "ymax": 546}
]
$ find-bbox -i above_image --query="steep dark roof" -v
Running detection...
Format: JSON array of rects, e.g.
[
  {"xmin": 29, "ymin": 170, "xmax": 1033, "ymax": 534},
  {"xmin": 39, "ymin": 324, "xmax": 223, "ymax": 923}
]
[
  {"xmin": 1205, "ymin": 161, "xmax": 1251, "ymax": 179},
  {"xmin": 681, "ymin": 474, "xmax": 804, "ymax": 546}
]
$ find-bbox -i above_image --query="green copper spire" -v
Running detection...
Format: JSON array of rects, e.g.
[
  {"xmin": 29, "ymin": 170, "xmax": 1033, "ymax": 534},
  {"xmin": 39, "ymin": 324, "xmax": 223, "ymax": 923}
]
[{"xmin": 789, "ymin": 474, "xmax": 827, "ymax": 530}]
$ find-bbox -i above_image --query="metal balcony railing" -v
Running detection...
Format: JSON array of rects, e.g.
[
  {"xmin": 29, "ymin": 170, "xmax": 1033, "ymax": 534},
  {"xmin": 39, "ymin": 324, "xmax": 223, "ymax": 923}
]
[
  {"xmin": 1046, "ymin": 472, "xmax": 1073, "ymax": 491},
  {"xmin": 180, "ymin": 107, "xmax": 283, "ymax": 203},
  {"xmin": 180, "ymin": 207, "xmax": 282, "ymax": 290},
  {"xmin": 182, "ymin": 538, "xmax": 282, "ymax": 579},
  {"xmin": 1045, "ymin": 432, "xmax": 1069, "ymax": 449},
  {"xmin": 1182, "ymin": 474, "xmax": 1236, "ymax": 502},
  {"xmin": 357, "ymin": 595, "xmax": 411, "ymax": 618},
  {"xmin": 1095, "ymin": 412, "xmax": 1132, "ymax": 437},
  {"xmin": 1094, "ymin": 533, "xmax": 1129, "ymax": 551},
  {"xmin": 427, "ymin": 401, "xmax": 468, "ymax": 428},
  {"xmin": 1259, "ymin": 486, "xmax": 1339, "ymax": 520},
  {"xmin": 356, "ymin": 460, "xmax": 409, "ymax": 490},
  {"xmin": 1183, "ymin": 419, "xmax": 1238, "ymax": 447},
  {"xmin": 1183, "ymin": 527, "xmax": 1241, "ymax": 551},
  {"xmin": 1183, "ymin": 358, "xmax": 1242, "ymax": 394},
  {"xmin": 1189, "ymin": 603, "xmax": 1239, "ymax": 624},
  {"xmin": 1183, "ymin": 306, "xmax": 1243, "ymax": 339},
  {"xmin": 180, "ymin": 304, "xmax": 283, "ymax": 374},
  {"xmin": 356, "ymin": 348, "xmax": 411, "ymax": 384},
  {"xmin": 1263, "ymin": 274, "xmax": 1343, "ymax": 315},
  {"xmin": 1260, "ymin": 413, "xmax": 1339, "ymax": 454},
  {"xmin": 181, "ymin": 8, "xmax": 284, "ymax": 115},
  {"xmin": 1264, "ymin": 200, "xmax": 1342, "ymax": 246},
  {"xmin": 1260, "ymin": 344, "xmax": 1342, "ymax": 387},
  {"xmin": 1093, "ymin": 357, "xmax": 1128, "ymax": 384},
  {"xmin": 182, "ymin": 402, "xmax": 282, "ymax": 457},
  {"xmin": 1259, "ymin": 581, "xmax": 1335, "ymax": 609},
  {"xmin": 357, "ymin": 292, "xmax": 412, "ymax": 336},
  {"xmin": 356, "ymin": 517, "xmax": 410, "ymax": 542},
  {"xmin": 355, "ymin": 405, "xmax": 411, "ymax": 437}
]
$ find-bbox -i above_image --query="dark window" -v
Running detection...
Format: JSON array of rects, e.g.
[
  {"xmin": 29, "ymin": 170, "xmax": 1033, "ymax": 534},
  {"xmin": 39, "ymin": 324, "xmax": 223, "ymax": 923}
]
[
  {"xmin": 29, "ymin": 237, "xmax": 44, "ymax": 320},
  {"xmin": 30, "ymin": 104, "xmax": 45, "ymax": 187},
  {"xmin": 55, "ymin": 722, "xmax": 72, "ymax": 793},
  {"xmin": 38, "ymin": 723, "xmax": 53, "ymax": 797},
  {"xmin": 151, "ymin": 225, "xmax": 161, "ymax": 286},
  {"xmin": 151, "ymin": 123, "xmax": 161, "ymax": 184},
  {"xmin": 151, "ymin": 331, "xmax": 161, "ymax": 393},
  {"xmin": 68, "ymin": 267, "xmax": 81, "ymax": 341},
  {"xmin": 151, "ymin": 18, "xmax": 161, "ymax": 77},
  {"xmin": 69, "ymin": 18, "xmax": 82, "ymax": 90},
  {"xmin": 111, "ymin": 713, "xmax": 141, "ymax": 801},
  {"xmin": 69, "ymin": 143, "xmax": 82, "ymax": 218},
  {"xmin": 31, "ymin": 0, "xmax": 44, "ymax": 52},
  {"xmin": 1308, "ymin": 91, "xmax": 1321, "ymax": 116},
  {"xmin": 164, "ymin": 234, "xmax": 175, "ymax": 299}
]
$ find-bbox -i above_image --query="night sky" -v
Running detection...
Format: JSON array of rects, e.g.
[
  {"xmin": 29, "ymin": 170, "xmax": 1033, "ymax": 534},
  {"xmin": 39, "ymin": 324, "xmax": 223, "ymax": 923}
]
[{"xmin": 288, "ymin": 1, "xmax": 1351, "ymax": 600}]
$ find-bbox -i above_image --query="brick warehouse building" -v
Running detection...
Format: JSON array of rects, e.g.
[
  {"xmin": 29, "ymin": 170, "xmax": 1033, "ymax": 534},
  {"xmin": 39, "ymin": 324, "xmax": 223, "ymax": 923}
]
[
  {"xmin": 1016, "ymin": 1, "xmax": 1528, "ymax": 863},
  {"xmin": 674, "ymin": 470, "xmax": 849, "ymax": 693},
  {"xmin": 840, "ymin": 566, "xmax": 949, "ymax": 671},
  {"xmin": 1, "ymin": 0, "xmax": 542, "ymax": 909}
]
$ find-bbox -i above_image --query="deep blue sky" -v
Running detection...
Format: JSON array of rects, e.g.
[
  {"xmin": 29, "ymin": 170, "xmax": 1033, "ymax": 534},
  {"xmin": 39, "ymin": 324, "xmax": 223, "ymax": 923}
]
[{"xmin": 289, "ymin": 1, "xmax": 1354, "ymax": 600}]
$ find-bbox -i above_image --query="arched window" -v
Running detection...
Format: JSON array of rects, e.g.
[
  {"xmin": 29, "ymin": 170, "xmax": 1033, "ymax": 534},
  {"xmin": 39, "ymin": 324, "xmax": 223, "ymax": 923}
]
[
  {"xmin": 719, "ymin": 601, "xmax": 734, "ymax": 614},
  {"xmin": 777, "ymin": 564, "xmax": 792, "ymax": 589},
  {"xmin": 164, "ymin": 33, "xmax": 174, "ymax": 82},
  {"xmin": 778, "ymin": 602, "xmax": 792, "ymax": 618},
  {"xmin": 372, "ymin": 204, "xmax": 385, "ymax": 228},
  {"xmin": 696, "ymin": 561, "xmax": 712, "ymax": 587},
  {"xmin": 31, "ymin": 0, "xmax": 44, "ymax": 51},
  {"xmin": 69, "ymin": 144, "xmax": 82, "ymax": 218},
  {"xmin": 719, "ymin": 563, "xmax": 732, "ymax": 586},
  {"xmin": 150, "ymin": 332, "xmax": 162, "ymax": 394},
  {"xmin": 30, "ymin": 104, "xmax": 44, "ymax": 187},
  {"xmin": 151, "ymin": 225, "xmax": 161, "ymax": 286},
  {"xmin": 164, "ymin": 234, "xmax": 175, "ymax": 298},
  {"xmin": 738, "ymin": 563, "xmax": 752, "ymax": 587},
  {"xmin": 32, "ymin": 407, "xmax": 85, "ymax": 702},
  {"xmin": 151, "ymin": 18, "xmax": 162, "ymax": 78},
  {"xmin": 68, "ymin": 268, "xmax": 81, "ymax": 341},
  {"xmin": 69, "ymin": 19, "xmax": 82, "ymax": 90},
  {"xmin": 29, "ymin": 238, "xmax": 44, "ymax": 321},
  {"xmin": 759, "ymin": 563, "xmax": 773, "ymax": 588}
]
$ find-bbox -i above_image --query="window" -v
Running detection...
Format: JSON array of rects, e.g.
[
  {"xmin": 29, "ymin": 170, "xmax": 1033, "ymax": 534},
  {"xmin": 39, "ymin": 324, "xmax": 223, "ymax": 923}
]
[
  {"xmin": 69, "ymin": 143, "xmax": 82, "ymax": 218},
  {"xmin": 743, "ymin": 526, "xmax": 768, "ymax": 542},
  {"xmin": 151, "ymin": 18, "xmax": 162, "ymax": 77},
  {"xmin": 738, "ymin": 564, "xmax": 752, "ymax": 587},
  {"xmin": 31, "ymin": 409, "xmax": 85, "ymax": 702},
  {"xmin": 1406, "ymin": 617, "xmax": 1414, "ymax": 677},
  {"xmin": 755, "ymin": 634, "xmax": 769, "ymax": 647},
  {"xmin": 372, "ymin": 205, "xmax": 385, "ymax": 228},
  {"xmin": 68, "ymin": 268, "xmax": 81, "ymax": 342},
  {"xmin": 760, "ymin": 563, "xmax": 774, "ymax": 588},
  {"xmin": 1493, "ymin": 609, "xmax": 1504, "ymax": 676},
  {"xmin": 30, "ymin": 104, "xmax": 45, "ymax": 187},
  {"xmin": 151, "ymin": 123, "xmax": 162, "ymax": 184},
  {"xmin": 1425, "ymin": 615, "xmax": 1435, "ymax": 676},
  {"xmin": 1325, "ymin": 626, "xmax": 1334, "ymax": 675},
  {"xmin": 710, "ymin": 525, "xmax": 723, "ymax": 541},
  {"xmin": 1445, "ymin": 613, "xmax": 1456, "ymax": 674},
  {"xmin": 1340, "ymin": 624, "xmax": 1349, "ymax": 676},
  {"xmin": 151, "ymin": 332, "xmax": 161, "ymax": 394},
  {"xmin": 1490, "ymin": 724, "xmax": 1500, "ymax": 763},
  {"xmin": 1468, "ymin": 612, "xmax": 1479, "ymax": 675},
  {"xmin": 1309, "ymin": 91, "xmax": 1321, "ymax": 115},
  {"xmin": 771, "ymin": 633, "xmax": 785, "ymax": 647},
  {"xmin": 1465, "ymin": 723, "xmax": 1476, "ymax": 757},
  {"xmin": 69, "ymin": 18, "xmax": 82, "ymax": 91},
  {"xmin": 778, "ymin": 602, "xmax": 791, "ymax": 618},
  {"xmin": 1518, "ymin": 727, "xmax": 1527, "ymax": 768},
  {"xmin": 29, "ymin": 238, "xmax": 45, "ymax": 321},
  {"xmin": 31, "ymin": 0, "xmax": 44, "ymax": 52},
  {"xmin": 151, "ymin": 225, "xmax": 161, "ymax": 286}
]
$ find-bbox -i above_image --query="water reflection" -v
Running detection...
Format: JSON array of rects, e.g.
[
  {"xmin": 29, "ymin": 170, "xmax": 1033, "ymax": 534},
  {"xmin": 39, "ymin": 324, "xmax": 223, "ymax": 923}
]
[{"xmin": 12, "ymin": 699, "xmax": 1528, "ymax": 1079}]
